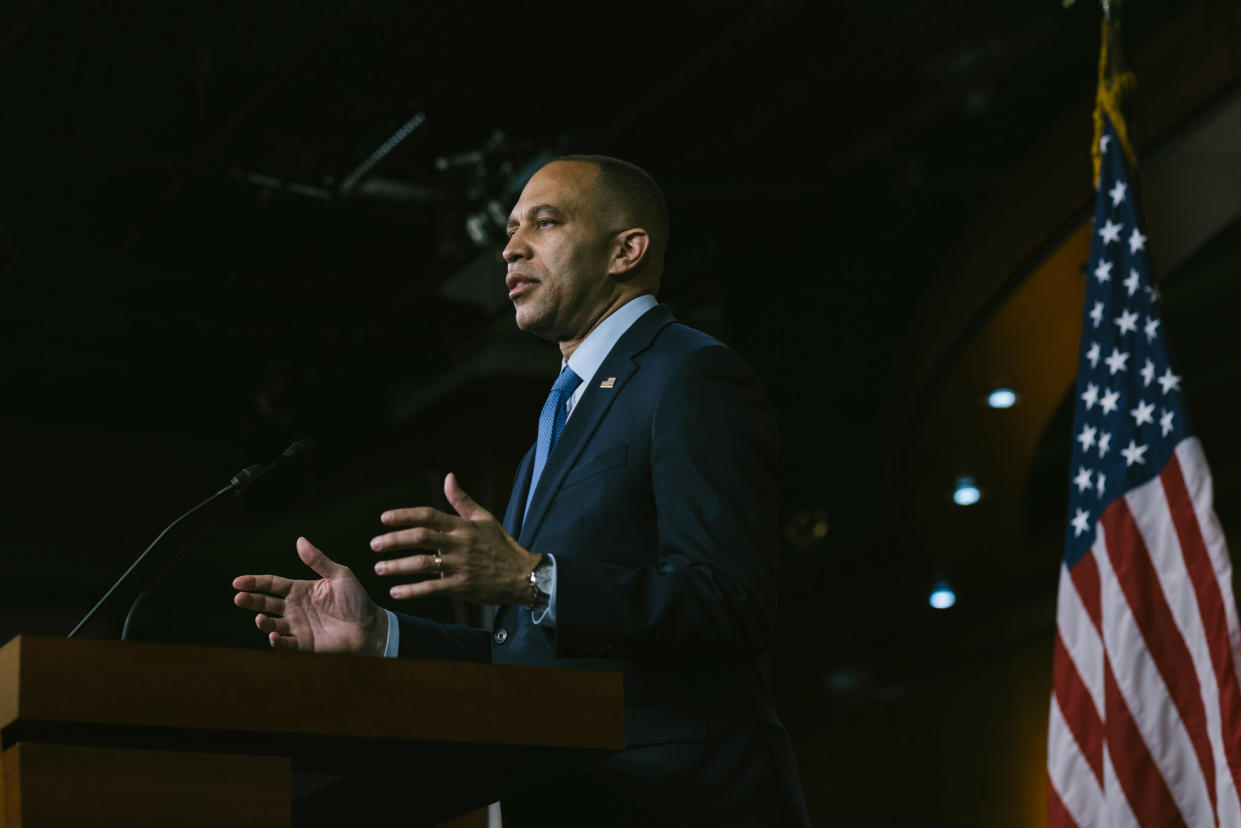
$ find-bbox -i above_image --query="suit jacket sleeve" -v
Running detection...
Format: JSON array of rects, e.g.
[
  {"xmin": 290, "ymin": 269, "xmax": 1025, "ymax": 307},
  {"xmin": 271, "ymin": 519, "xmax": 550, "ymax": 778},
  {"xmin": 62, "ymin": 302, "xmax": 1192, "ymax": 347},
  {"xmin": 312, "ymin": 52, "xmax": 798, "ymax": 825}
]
[
  {"xmin": 392, "ymin": 610, "xmax": 491, "ymax": 662},
  {"xmin": 551, "ymin": 345, "xmax": 780, "ymax": 661}
]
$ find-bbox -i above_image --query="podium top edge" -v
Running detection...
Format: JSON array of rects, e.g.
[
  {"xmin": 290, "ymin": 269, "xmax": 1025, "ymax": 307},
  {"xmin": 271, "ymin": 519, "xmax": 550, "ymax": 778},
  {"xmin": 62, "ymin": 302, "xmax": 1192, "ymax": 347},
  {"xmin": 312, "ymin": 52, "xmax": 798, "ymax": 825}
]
[{"xmin": 0, "ymin": 634, "xmax": 624, "ymax": 751}]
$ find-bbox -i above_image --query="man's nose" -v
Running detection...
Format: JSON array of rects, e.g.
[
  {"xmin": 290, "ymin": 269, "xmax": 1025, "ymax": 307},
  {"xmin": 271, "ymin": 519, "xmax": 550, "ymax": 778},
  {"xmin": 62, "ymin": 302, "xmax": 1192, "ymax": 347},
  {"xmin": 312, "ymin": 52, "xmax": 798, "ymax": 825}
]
[{"xmin": 502, "ymin": 232, "xmax": 526, "ymax": 263}]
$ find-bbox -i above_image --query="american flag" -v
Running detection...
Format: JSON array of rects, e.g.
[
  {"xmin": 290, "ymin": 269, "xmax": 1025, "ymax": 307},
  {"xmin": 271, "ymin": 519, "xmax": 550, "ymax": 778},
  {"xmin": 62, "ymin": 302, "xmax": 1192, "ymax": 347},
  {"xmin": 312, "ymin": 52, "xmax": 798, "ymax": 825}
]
[{"xmin": 1046, "ymin": 112, "xmax": 1241, "ymax": 826}]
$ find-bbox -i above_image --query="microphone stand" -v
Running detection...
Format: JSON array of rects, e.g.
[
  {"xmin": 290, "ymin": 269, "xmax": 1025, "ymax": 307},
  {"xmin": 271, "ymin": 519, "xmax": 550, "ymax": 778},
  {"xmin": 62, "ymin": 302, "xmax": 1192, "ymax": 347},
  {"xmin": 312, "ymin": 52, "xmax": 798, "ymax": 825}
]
[
  {"xmin": 68, "ymin": 440, "xmax": 315, "ymax": 640},
  {"xmin": 68, "ymin": 483, "xmax": 235, "ymax": 639}
]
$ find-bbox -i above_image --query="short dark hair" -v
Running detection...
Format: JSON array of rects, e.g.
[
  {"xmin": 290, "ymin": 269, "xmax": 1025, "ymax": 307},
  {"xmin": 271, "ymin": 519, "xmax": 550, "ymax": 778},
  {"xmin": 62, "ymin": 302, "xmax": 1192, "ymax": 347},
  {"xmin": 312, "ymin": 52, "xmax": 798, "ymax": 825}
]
[{"xmin": 555, "ymin": 154, "xmax": 669, "ymax": 260}]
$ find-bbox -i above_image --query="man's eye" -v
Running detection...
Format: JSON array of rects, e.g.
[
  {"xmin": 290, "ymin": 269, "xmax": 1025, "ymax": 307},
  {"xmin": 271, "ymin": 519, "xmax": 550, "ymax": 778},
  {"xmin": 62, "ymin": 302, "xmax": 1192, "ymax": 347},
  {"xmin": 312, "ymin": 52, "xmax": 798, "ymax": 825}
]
[{"xmin": 536, "ymin": 219, "xmax": 555, "ymax": 228}]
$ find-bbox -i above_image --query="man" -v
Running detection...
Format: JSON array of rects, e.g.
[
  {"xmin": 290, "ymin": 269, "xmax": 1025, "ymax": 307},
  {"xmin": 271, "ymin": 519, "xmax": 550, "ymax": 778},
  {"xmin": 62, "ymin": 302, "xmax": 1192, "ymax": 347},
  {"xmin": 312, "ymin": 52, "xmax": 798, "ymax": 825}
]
[{"xmin": 233, "ymin": 156, "xmax": 809, "ymax": 826}]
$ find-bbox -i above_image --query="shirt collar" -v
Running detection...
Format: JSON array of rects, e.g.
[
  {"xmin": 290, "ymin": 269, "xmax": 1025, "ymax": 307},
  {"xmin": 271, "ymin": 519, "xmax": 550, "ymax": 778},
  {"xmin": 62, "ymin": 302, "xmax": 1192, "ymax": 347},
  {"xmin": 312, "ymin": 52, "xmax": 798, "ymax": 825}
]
[{"xmin": 565, "ymin": 294, "xmax": 658, "ymax": 384}]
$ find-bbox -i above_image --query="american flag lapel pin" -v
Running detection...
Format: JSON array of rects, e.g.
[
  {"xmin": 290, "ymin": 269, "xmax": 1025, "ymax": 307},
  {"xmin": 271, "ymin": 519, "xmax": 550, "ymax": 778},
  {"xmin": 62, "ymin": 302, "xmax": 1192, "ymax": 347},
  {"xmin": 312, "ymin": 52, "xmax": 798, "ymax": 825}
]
[{"xmin": 599, "ymin": 377, "xmax": 616, "ymax": 389}]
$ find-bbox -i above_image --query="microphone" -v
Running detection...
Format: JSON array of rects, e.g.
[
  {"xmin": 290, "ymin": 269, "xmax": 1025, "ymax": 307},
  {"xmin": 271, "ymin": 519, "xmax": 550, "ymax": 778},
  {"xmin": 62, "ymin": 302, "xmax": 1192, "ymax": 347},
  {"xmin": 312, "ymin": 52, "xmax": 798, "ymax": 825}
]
[
  {"xmin": 229, "ymin": 439, "xmax": 315, "ymax": 499},
  {"xmin": 67, "ymin": 440, "xmax": 316, "ymax": 640}
]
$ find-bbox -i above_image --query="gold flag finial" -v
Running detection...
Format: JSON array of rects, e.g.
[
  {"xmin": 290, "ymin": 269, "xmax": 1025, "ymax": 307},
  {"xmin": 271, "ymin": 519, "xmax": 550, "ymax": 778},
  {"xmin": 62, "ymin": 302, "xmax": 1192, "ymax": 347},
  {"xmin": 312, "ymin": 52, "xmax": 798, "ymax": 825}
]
[{"xmin": 1093, "ymin": 0, "xmax": 1137, "ymax": 187}]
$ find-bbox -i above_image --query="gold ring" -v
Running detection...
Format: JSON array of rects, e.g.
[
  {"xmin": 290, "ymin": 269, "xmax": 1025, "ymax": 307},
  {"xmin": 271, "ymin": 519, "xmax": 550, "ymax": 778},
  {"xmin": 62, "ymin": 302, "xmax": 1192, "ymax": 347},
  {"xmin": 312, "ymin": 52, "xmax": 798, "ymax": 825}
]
[{"xmin": 433, "ymin": 551, "xmax": 444, "ymax": 577}]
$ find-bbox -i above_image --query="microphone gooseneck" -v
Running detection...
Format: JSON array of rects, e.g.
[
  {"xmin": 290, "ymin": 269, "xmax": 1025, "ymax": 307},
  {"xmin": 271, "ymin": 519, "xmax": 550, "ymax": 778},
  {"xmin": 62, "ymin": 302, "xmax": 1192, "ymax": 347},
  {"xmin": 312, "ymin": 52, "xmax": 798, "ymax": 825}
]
[
  {"xmin": 68, "ymin": 483, "xmax": 234, "ymax": 639},
  {"xmin": 69, "ymin": 440, "xmax": 317, "ymax": 640}
]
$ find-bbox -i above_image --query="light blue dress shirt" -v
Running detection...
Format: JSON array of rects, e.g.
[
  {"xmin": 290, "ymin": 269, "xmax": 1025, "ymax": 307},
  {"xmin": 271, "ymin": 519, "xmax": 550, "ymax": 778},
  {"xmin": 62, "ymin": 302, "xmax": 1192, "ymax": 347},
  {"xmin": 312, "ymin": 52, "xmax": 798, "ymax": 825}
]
[{"xmin": 382, "ymin": 294, "xmax": 658, "ymax": 657}]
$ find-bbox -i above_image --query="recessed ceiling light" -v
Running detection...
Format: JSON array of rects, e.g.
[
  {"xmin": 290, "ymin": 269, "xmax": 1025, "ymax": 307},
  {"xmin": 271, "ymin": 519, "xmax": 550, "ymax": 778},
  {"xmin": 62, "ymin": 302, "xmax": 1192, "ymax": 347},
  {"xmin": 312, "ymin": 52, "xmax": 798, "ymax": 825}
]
[
  {"xmin": 987, "ymin": 388, "xmax": 1018, "ymax": 409},
  {"xmin": 953, "ymin": 477, "xmax": 980, "ymax": 506},
  {"xmin": 929, "ymin": 585, "xmax": 957, "ymax": 610}
]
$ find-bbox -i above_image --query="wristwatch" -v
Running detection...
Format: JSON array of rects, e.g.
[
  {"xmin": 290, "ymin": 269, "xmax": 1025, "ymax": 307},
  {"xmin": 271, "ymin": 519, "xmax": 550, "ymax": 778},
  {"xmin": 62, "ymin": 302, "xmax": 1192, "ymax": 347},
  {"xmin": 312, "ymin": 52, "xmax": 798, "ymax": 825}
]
[{"xmin": 524, "ymin": 554, "xmax": 553, "ymax": 610}]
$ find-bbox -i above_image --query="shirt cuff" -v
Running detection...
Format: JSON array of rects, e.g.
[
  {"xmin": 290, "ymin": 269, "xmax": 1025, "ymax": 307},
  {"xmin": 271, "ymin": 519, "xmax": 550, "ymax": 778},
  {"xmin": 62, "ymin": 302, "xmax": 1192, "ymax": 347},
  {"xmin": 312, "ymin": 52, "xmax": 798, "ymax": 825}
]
[
  {"xmin": 383, "ymin": 609, "xmax": 400, "ymax": 658},
  {"xmin": 531, "ymin": 554, "xmax": 557, "ymax": 628}
]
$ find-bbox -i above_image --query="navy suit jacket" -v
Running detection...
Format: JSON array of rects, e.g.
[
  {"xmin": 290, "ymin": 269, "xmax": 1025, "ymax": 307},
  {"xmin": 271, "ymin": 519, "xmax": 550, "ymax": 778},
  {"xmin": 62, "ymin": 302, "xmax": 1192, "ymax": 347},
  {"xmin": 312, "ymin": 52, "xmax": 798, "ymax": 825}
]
[{"xmin": 395, "ymin": 304, "xmax": 809, "ymax": 826}]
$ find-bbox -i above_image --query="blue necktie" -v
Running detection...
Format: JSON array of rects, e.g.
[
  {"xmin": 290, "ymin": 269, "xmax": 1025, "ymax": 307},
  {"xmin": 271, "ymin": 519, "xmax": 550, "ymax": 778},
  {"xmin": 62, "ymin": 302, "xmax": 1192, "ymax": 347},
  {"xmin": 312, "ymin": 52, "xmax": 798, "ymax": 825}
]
[{"xmin": 525, "ymin": 364, "xmax": 583, "ymax": 518}]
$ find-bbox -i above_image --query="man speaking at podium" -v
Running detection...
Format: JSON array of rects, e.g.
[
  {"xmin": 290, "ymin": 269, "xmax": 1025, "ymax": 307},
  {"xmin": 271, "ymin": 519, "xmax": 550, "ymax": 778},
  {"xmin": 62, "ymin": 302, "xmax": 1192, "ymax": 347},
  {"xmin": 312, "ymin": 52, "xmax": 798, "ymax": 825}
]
[{"xmin": 233, "ymin": 156, "xmax": 809, "ymax": 826}]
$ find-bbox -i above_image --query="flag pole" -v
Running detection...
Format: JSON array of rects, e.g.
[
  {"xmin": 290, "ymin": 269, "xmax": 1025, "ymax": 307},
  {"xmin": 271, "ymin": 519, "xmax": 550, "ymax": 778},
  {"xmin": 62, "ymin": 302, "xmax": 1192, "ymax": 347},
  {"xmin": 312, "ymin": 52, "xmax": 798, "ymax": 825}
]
[{"xmin": 1093, "ymin": 0, "xmax": 1135, "ymax": 188}]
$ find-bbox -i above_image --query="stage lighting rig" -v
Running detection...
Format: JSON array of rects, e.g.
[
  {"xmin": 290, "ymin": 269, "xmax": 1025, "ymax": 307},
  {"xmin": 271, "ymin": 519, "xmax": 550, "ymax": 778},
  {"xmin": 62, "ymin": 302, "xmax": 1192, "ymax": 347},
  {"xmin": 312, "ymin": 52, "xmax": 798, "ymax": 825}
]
[
  {"xmin": 437, "ymin": 135, "xmax": 556, "ymax": 249},
  {"xmin": 339, "ymin": 112, "xmax": 427, "ymax": 194}
]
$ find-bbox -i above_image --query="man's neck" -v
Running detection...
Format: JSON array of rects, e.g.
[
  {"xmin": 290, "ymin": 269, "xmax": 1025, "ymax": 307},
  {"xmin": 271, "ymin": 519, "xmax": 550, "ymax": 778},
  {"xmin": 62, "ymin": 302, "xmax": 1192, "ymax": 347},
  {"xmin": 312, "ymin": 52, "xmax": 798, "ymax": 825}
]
[{"xmin": 558, "ymin": 293, "xmax": 648, "ymax": 360}]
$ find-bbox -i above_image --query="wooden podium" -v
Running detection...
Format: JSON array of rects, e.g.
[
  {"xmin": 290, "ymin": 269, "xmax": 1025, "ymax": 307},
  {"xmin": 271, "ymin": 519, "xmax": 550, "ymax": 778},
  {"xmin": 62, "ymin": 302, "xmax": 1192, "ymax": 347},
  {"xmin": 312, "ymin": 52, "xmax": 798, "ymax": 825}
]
[{"xmin": 0, "ymin": 636, "xmax": 623, "ymax": 827}]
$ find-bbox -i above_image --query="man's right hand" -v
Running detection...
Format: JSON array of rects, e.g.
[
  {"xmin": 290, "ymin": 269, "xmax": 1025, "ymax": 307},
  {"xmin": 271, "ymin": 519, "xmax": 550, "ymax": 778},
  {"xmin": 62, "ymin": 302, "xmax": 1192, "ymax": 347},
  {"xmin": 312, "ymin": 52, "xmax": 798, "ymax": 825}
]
[{"xmin": 233, "ymin": 537, "xmax": 388, "ymax": 656}]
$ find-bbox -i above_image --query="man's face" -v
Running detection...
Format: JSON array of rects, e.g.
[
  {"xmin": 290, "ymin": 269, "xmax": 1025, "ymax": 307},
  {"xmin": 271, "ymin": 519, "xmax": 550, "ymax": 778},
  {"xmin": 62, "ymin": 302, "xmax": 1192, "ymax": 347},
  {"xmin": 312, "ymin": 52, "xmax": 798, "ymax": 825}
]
[{"xmin": 503, "ymin": 161, "xmax": 618, "ymax": 342}]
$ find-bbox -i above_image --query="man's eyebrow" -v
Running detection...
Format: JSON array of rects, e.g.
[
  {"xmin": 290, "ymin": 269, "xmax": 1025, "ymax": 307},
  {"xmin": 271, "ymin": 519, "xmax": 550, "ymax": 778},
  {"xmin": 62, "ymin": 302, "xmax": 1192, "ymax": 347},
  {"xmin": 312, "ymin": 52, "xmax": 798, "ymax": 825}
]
[{"xmin": 507, "ymin": 204, "xmax": 566, "ymax": 228}]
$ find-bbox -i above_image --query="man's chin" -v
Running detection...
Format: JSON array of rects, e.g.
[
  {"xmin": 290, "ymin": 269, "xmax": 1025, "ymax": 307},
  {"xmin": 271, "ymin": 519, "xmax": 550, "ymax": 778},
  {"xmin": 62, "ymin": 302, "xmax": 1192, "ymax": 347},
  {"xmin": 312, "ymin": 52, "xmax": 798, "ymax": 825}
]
[
  {"xmin": 513, "ymin": 307, "xmax": 533, "ymax": 331},
  {"xmin": 513, "ymin": 311, "xmax": 562, "ymax": 344},
  {"xmin": 513, "ymin": 308, "xmax": 544, "ymax": 335}
]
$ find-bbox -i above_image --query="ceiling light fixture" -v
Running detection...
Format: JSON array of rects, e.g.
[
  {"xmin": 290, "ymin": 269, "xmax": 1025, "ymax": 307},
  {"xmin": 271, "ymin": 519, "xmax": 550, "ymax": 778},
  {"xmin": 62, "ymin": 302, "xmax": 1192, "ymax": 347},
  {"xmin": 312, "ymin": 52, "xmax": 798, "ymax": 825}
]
[
  {"xmin": 953, "ymin": 477, "xmax": 980, "ymax": 506},
  {"xmin": 987, "ymin": 388, "xmax": 1018, "ymax": 409},
  {"xmin": 929, "ymin": 584, "xmax": 957, "ymax": 610}
]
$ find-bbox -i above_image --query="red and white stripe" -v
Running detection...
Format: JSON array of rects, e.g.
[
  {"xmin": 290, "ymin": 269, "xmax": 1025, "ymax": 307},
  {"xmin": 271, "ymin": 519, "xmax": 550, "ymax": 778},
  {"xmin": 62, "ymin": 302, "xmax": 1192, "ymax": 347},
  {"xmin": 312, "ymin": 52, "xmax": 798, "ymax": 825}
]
[{"xmin": 1049, "ymin": 438, "xmax": 1241, "ymax": 826}]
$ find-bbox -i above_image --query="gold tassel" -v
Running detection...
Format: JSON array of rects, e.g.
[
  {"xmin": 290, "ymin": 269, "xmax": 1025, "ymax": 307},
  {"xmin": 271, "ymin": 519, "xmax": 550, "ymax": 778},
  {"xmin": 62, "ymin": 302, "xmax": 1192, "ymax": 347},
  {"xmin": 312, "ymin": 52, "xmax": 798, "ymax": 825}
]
[{"xmin": 1093, "ymin": 15, "xmax": 1137, "ymax": 188}]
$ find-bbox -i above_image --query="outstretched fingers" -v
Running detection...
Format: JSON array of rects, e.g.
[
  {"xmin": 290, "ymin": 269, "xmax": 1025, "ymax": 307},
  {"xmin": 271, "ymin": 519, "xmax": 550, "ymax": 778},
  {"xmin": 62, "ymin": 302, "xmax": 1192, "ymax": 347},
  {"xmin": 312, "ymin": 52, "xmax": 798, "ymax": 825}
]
[
  {"xmin": 232, "ymin": 573, "xmax": 293, "ymax": 596},
  {"xmin": 379, "ymin": 506, "xmax": 457, "ymax": 530},
  {"xmin": 444, "ymin": 472, "xmax": 491, "ymax": 521},
  {"xmin": 388, "ymin": 573, "xmax": 462, "ymax": 601},
  {"xmin": 370, "ymin": 526, "xmax": 455, "ymax": 554},
  {"xmin": 269, "ymin": 631, "xmax": 302, "ymax": 650},
  {"xmin": 296, "ymin": 536, "xmax": 345, "ymax": 579},
  {"xmin": 235, "ymin": 591, "xmax": 286, "ymax": 615},
  {"xmin": 374, "ymin": 552, "xmax": 445, "ymax": 577},
  {"xmin": 255, "ymin": 613, "xmax": 292, "ymax": 636}
]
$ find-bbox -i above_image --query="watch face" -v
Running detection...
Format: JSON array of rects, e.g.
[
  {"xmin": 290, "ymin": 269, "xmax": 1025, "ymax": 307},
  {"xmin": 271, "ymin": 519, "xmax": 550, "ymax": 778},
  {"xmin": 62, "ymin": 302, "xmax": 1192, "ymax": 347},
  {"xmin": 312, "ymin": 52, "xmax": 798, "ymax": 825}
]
[{"xmin": 533, "ymin": 557, "xmax": 553, "ymax": 593}]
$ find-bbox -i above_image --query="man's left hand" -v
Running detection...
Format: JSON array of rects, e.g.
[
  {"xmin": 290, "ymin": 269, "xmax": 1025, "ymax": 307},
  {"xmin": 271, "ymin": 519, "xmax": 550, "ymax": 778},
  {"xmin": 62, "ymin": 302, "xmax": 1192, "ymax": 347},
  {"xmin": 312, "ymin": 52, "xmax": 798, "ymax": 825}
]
[{"xmin": 371, "ymin": 473, "xmax": 539, "ymax": 605}]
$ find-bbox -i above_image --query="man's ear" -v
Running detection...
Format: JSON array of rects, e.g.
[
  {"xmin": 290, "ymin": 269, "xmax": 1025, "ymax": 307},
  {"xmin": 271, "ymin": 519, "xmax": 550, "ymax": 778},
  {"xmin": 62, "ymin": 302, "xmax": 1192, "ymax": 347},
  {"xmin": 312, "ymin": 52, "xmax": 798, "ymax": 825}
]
[{"xmin": 608, "ymin": 228, "xmax": 650, "ymax": 277}]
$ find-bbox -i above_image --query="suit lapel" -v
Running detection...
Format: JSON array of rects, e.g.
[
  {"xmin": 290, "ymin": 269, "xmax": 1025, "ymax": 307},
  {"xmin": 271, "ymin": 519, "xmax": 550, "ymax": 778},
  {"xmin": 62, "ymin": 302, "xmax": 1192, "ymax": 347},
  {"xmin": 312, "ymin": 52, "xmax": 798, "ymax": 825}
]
[
  {"xmin": 517, "ymin": 304, "xmax": 675, "ymax": 548},
  {"xmin": 503, "ymin": 446, "xmax": 536, "ymax": 537}
]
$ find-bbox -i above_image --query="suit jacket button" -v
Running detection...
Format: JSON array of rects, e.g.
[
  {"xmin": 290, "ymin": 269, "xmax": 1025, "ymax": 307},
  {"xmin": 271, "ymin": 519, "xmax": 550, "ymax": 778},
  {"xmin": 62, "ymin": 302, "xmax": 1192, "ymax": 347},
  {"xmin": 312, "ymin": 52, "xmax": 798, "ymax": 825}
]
[{"xmin": 493, "ymin": 629, "xmax": 509, "ymax": 645}]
